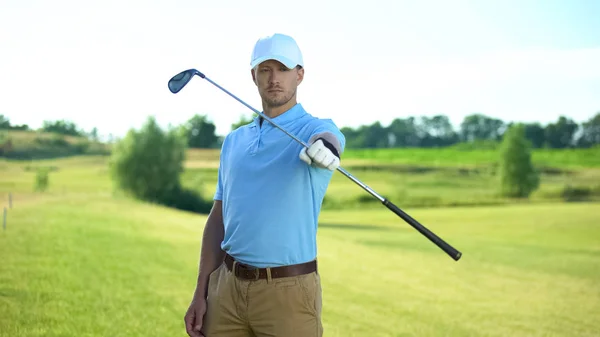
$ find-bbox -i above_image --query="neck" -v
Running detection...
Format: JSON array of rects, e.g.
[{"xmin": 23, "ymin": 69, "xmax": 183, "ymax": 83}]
[{"xmin": 263, "ymin": 97, "xmax": 297, "ymax": 118}]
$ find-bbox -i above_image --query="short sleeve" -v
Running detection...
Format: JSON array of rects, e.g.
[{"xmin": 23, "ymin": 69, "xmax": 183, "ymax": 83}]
[
  {"xmin": 213, "ymin": 135, "xmax": 228, "ymax": 201},
  {"xmin": 308, "ymin": 119, "xmax": 346, "ymax": 155},
  {"xmin": 213, "ymin": 167, "xmax": 223, "ymax": 201}
]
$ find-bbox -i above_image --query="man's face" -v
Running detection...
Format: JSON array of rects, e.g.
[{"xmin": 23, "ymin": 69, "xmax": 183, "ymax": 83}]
[{"xmin": 252, "ymin": 60, "xmax": 304, "ymax": 108}]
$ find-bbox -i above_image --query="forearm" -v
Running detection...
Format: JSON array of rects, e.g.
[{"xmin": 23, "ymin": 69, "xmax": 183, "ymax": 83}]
[{"xmin": 194, "ymin": 200, "xmax": 225, "ymax": 299}]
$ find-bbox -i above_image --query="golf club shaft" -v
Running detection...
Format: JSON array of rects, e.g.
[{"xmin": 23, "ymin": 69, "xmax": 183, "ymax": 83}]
[{"xmin": 201, "ymin": 73, "xmax": 462, "ymax": 261}]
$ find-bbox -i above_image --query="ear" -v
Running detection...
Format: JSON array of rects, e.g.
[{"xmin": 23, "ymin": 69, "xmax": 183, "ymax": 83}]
[
  {"xmin": 251, "ymin": 69, "xmax": 257, "ymax": 86},
  {"xmin": 296, "ymin": 67, "xmax": 304, "ymax": 85}
]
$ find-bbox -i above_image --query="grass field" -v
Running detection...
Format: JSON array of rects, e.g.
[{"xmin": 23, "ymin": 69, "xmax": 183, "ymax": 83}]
[
  {"xmin": 342, "ymin": 145, "xmax": 600, "ymax": 169},
  {"xmin": 1, "ymin": 150, "xmax": 600, "ymax": 336},
  {"xmin": 183, "ymin": 146, "xmax": 600, "ymax": 208},
  {"xmin": 4, "ymin": 151, "xmax": 599, "ymax": 211},
  {"xmin": 1, "ymin": 193, "xmax": 599, "ymax": 336}
]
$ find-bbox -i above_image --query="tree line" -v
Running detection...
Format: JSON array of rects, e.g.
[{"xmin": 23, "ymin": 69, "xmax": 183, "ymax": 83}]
[
  {"xmin": 0, "ymin": 115, "xmax": 101, "ymax": 140},
  {"xmin": 2, "ymin": 111, "xmax": 599, "ymax": 150},
  {"xmin": 340, "ymin": 112, "xmax": 600, "ymax": 149}
]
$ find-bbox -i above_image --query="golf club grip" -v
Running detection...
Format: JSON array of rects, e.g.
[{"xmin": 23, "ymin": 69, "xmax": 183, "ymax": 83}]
[{"xmin": 382, "ymin": 199, "xmax": 462, "ymax": 261}]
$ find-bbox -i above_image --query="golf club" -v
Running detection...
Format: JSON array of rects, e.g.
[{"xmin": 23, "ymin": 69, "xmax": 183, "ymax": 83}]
[{"xmin": 168, "ymin": 68, "xmax": 462, "ymax": 262}]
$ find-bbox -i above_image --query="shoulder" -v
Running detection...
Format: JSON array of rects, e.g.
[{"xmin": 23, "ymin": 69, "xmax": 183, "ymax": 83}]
[
  {"xmin": 297, "ymin": 110, "xmax": 344, "ymax": 135},
  {"xmin": 221, "ymin": 122, "xmax": 254, "ymax": 148},
  {"xmin": 314, "ymin": 118, "xmax": 344, "ymax": 138}
]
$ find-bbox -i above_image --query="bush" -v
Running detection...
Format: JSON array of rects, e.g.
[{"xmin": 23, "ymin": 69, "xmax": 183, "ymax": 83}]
[
  {"xmin": 561, "ymin": 185, "xmax": 591, "ymax": 202},
  {"xmin": 160, "ymin": 185, "xmax": 212, "ymax": 213},
  {"xmin": 0, "ymin": 133, "xmax": 12, "ymax": 156},
  {"xmin": 109, "ymin": 116, "xmax": 212, "ymax": 213},
  {"xmin": 73, "ymin": 140, "xmax": 90, "ymax": 154},
  {"xmin": 356, "ymin": 194, "xmax": 380, "ymax": 204},
  {"xmin": 34, "ymin": 167, "xmax": 50, "ymax": 192},
  {"xmin": 498, "ymin": 123, "xmax": 540, "ymax": 198}
]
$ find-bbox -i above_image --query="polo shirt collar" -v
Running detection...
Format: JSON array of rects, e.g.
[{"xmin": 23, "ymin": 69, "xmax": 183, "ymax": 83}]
[{"xmin": 253, "ymin": 103, "xmax": 306, "ymax": 127}]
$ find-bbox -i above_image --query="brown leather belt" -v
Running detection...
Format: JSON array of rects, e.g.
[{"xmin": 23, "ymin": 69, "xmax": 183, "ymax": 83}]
[{"xmin": 224, "ymin": 254, "xmax": 317, "ymax": 280}]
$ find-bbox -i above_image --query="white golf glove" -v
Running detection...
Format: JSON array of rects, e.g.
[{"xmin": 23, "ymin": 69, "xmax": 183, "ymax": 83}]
[{"xmin": 299, "ymin": 139, "xmax": 340, "ymax": 170}]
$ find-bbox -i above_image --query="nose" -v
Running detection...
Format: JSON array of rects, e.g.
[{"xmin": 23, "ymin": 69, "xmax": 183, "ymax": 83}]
[{"xmin": 268, "ymin": 70, "xmax": 281, "ymax": 85}]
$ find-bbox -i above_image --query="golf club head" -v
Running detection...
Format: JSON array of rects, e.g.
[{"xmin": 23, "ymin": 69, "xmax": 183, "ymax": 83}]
[{"xmin": 168, "ymin": 68, "xmax": 205, "ymax": 93}]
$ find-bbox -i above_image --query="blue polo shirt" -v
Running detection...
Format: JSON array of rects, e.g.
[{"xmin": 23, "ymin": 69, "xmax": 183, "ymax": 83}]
[{"xmin": 213, "ymin": 103, "xmax": 345, "ymax": 268}]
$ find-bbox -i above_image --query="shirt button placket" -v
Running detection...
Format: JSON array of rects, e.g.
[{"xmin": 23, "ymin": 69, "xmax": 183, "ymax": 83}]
[
  {"xmin": 255, "ymin": 131, "xmax": 261, "ymax": 153},
  {"xmin": 249, "ymin": 124, "xmax": 260, "ymax": 156}
]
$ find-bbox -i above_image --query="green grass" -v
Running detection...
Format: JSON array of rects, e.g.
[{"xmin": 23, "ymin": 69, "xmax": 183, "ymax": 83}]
[
  {"xmin": 0, "ymin": 195, "xmax": 201, "ymax": 337},
  {"xmin": 316, "ymin": 204, "xmax": 600, "ymax": 336},
  {"xmin": 3, "ymin": 152, "xmax": 600, "ymax": 211},
  {"xmin": 1, "ymin": 150, "xmax": 599, "ymax": 336},
  {"xmin": 343, "ymin": 145, "xmax": 600, "ymax": 169},
  {"xmin": 323, "ymin": 164, "xmax": 600, "ymax": 208},
  {"xmin": 1, "ymin": 191, "xmax": 599, "ymax": 336}
]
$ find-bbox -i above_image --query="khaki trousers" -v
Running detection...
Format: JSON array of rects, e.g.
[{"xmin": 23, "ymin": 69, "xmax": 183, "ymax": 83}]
[{"xmin": 201, "ymin": 261, "xmax": 323, "ymax": 337}]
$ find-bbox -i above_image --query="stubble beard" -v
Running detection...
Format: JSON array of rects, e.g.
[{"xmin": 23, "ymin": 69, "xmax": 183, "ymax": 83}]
[{"xmin": 263, "ymin": 88, "xmax": 296, "ymax": 108}]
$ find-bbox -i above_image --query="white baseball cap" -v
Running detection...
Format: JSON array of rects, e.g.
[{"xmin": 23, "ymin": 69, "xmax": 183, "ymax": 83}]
[{"xmin": 250, "ymin": 33, "xmax": 304, "ymax": 69}]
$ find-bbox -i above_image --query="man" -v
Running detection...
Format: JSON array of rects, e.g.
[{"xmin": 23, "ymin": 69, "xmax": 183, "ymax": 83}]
[{"xmin": 184, "ymin": 33, "xmax": 345, "ymax": 337}]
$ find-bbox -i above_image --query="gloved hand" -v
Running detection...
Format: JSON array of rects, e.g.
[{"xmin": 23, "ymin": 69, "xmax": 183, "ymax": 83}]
[{"xmin": 299, "ymin": 139, "xmax": 340, "ymax": 170}]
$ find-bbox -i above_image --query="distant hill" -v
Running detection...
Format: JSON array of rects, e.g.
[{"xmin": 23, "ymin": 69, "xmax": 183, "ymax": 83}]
[
  {"xmin": 3, "ymin": 129, "xmax": 599, "ymax": 171},
  {"xmin": 0, "ymin": 130, "xmax": 110, "ymax": 160}
]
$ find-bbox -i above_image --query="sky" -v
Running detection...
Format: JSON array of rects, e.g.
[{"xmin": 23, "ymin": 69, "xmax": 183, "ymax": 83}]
[{"xmin": 1, "ymin": 0, "xmax": 600, "ymax": 140}]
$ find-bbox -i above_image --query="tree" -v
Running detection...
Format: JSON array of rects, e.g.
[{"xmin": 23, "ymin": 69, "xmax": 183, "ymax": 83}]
[
  {"xmin": 522, "ymin": 122, "xmax": 545, "ymax": 148},
  {"xmin": 419, "ymin": 115, "xmax": 458, "ymax": 147},
  {"xmin": 362, "ymin": 122, "xmax": 388, "ymax": 148},
  {"xmin": 387, "ymin": 117, "xmax": 420, "ymax": 147},
  {"xmin": 544, "ymin": 116, "xmax": 578, "ymax": 148},
  {"xmin": 109, "ymin": 116, "xmax": 212, "ymax": 213},
  {"xmin": 577, "ymin": 112, "xmax": 600, "ymax": 147},
  {"xmin": 41, "ymin": 120, "xmax": 84, "ymax": 136},
  {"xmin": 498, "ymin": 123, "xmax": 540, "ymax": 198},
  {"xmin": 340, "ymin": 126, "xmax": 361, "ymax": 148},
  {"xmin": 109, "ymin": 116, "xmax": 185, "ymax": 201},
  {"xmin": 0, "ymin": 115, "xmax": 10, "ymax": 129},
  {"xmin": 231, "ymin": 114, "xmax": 254, "ymax": 130},
  {"xmin": 460, "ymin": 113, "xmax": 505, "ymax": 142},
  {"xmin": 89, "ymin": 127, "xmax": 99, "ymax": 141},
  {"xmin": 181, "ymin": 114, "xmax": 219, "ymax": 148}
]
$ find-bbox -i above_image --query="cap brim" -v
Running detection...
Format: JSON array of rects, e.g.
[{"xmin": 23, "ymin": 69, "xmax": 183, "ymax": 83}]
[{"xmin": 250, "ymin": 55, "xmax": 299, "ymax": 69}]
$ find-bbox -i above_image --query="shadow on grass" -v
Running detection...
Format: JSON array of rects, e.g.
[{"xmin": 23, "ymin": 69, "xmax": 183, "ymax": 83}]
[{"xmin": 319, "ymin": 223, "xmax": 394, "ymax": 231}]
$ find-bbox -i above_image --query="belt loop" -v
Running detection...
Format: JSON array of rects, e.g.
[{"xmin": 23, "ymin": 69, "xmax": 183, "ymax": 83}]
[
  {"xmin": 232, "ymin": 261, "xmax": 238, "ymax": 276},
  {"xmin": 266, "ymin": 267, "xmax": 272, "ymax": 283}
]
